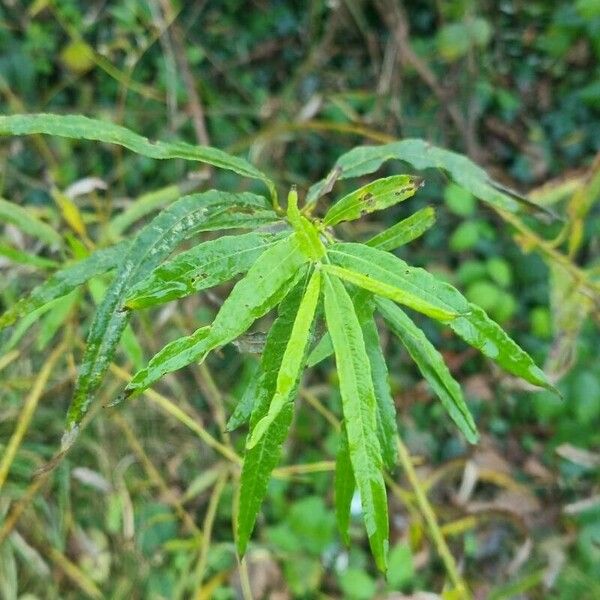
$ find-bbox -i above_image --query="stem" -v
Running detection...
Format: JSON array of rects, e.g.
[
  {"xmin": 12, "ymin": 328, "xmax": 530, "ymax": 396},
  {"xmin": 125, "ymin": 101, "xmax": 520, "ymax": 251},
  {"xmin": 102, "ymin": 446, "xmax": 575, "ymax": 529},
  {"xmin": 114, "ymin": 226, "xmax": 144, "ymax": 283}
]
[
  {"xmin": 395, "ymin": 435, "xmax": 470, "ymax": 599},
  {"xmin": 0, "ymin": 344, "xmax": 65, "ymax": 492}
]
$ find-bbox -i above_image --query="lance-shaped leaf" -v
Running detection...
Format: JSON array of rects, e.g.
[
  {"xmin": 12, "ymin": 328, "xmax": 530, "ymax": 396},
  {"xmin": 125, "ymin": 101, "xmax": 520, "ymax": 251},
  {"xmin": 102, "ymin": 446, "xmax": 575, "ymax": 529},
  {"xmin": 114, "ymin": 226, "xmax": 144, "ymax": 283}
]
[
  {"xmin": 124, "ymin": 234, "xmax": 310, "ymax": 398},
  {"xmin": 353, "ymin": 294, "xmax": 398, "ymax": 468},
  {"xmin": 247, "ymin": 268, "xmax": 320, "ymax": 448},
  {"xmin": 323, "ymin": 273, "xmax": 388, "ymax": 571},
  {"xmin": 0, "ymin": 241, "xmax": 129, "ymax": 330},
  {"xmin": 306, "ymin": 211, "xmax": 436, "ymax": 368},
  {"xmin": 0, "ymin": 243, "xmax": 59, "ymax": 269},
  {"xmin": 328, "ymin": 245, "xmax": 554, "ymax": 392},
  {"xmin": 307, "ymin": 139, "xmax": 550, "ymax": 217},
  {"xmin": 65, "ymin": 191, "xmax": 271, "ymax": 432},
  {"xmin": 324, "ymin": 175, "xmax": 422, "ymax": 226},
  {"xmin": 237, "ymin": 278, "xmax": 315, "ymax": 555},
  {"xmin": 366, "ymin": 206, "xmax": 436, "ymax": 251},
  {"xmin": 376, "ymin": 298, "xmax": 478, "ymax": 443},
  {"xmin": 0, "ymin": 114, "xmax": 276, "ymax": 198},
  {"xmin": 449, "ymin": 303, "xmax": 557, "ymax": 392},
  {"xmin": 326, "ymin": 243, "xmax": 469, "ymax": 321},
  {"xmin": 335, "ymin": 425, "xmax": 355, "ymax": 546},
  {"xmin": 107, "ymin": 182, "xmax": 198, "ymax": 239},
  {"xmin": 125, "ymin": 231, "xmax": 285, "ymax": 309},
  {"xmin": 0, "ymin": 197, "xmax": 62, "ymax": 246}
]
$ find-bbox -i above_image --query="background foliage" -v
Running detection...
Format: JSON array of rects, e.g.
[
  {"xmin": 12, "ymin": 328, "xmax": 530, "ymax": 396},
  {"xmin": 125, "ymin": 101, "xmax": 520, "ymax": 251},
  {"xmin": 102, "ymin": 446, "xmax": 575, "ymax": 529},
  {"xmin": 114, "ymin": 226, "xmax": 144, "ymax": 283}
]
[{"xmin": 1, "ymin": 0, "xmax": 599, "ymax": 598}]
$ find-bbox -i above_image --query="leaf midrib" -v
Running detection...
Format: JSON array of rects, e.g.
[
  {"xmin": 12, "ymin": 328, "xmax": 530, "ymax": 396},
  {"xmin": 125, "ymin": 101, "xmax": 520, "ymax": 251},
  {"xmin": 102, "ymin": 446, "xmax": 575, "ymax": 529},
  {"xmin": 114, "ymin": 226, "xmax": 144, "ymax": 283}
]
[{"xmin": 329, "ymin": 246, "xmax": 461, "ymax": 315}]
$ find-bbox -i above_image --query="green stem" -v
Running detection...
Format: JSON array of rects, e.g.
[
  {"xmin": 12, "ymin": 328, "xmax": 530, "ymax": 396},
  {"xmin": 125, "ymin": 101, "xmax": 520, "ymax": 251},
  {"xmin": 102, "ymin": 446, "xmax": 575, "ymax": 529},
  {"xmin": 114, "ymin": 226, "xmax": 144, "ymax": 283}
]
[{"xmin": 395, "ymin": 435, "xmax": 471, "ymax": 599}]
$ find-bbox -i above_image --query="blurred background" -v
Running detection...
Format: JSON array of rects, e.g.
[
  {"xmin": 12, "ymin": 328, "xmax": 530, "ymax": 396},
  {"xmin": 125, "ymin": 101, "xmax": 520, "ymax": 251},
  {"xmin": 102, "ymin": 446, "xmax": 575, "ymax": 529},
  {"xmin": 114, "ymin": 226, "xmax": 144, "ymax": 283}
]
[{"xmin": 1, "ymin": 1, "xmax": 599, "ymax": 598}]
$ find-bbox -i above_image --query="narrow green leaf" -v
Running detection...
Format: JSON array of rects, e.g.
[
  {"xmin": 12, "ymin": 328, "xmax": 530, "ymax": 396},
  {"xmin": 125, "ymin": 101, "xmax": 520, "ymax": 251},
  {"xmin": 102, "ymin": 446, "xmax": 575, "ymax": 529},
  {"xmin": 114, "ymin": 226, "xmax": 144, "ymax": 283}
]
[
  {"xmin": 323, "ymin": 273, "xmax": 388, "ymax": 571},
  {"xmin": 0, "ymin": 243, "xmax": 59, "ymax": 269},
  {"xmin": 326, "ymin": 243, "xmax": 470, "ymax": 321},
  {"xmin": 307, "ymin": 139, "xmax": 551, "ymax": 217},
  {"xmin": 449, "ymin": 302, "xmax": 557, "ymax": 392},
  {"xmin": 335, "ymin": 425, "xmax": 355, "ymax": 546},
  {"xmin": 366, "ymin": 206, "xmax": 436, "ymax": 251},
  {"xmin": 0, "ymin": 197, "xmax": 62, "ymax": 246},
  {"xmin": 124, "ymin": 234, "xmax": 310, "ymax": 398},
  {"xmin": 354, "ymin": 295, "xmax": 398, "ymax": 468},
  {"xmin": 286, "ymin": 187, "xmax": 326, "ymax": 259},
  {"xmin": 0, "ymin": 114, "xmax": 275, "ymax": 197},
  {"xmin": 324, "ymin": 175, "xmax": 422, "ymax": 226},
  {"xmin": 87, "ymin": 277, "xmax": 145, "ymax": 371},
  {"xmin": 107, "ymin": 183, "xmax": 195, "ymax": 239},
  {"xmin": 377, "ymin": 298, "xmax": 478, "ymax": 443},
  {"xmin": 125, "ymin": 231, "xmax": 285, "ymax": 309},
  {"xmin": 66, "ymin": 191, "xmax": 268, "ymax": 432},
  {"xmin": 306, "ymin": 332, "xmax": 333, "ymax": 368},
  {"xmin": 237, "ymin": 279, "xmax": 311, "ymax": 555},
  {"xmin": 35, "ymin": 289, "xmax": 80, "ymax": 350},
  {"xmin": 247, "ymin": 268, "xmax": 320, "ymax": 448},
  {"xmin": 0, "ymin": 241, "xmax": 129, "ymax": 330},
  {"xmin": 1, "ymin": 297, "xmax": 59, "ymax": 354},
  {"xmin": 226, "ymin": 363, "xmax": 259, "ymax": 432}
]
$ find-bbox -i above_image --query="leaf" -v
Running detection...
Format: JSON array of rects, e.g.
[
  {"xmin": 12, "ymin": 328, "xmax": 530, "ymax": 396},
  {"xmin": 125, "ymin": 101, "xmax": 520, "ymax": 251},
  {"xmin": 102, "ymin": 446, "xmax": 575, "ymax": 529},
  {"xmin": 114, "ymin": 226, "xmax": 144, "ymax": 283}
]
[
  {"xmin": 366, "ymin": 206, "xmax": 436, "ymax": 251},
  {"xmin": 124, "ymin": 234, "xmax": 310, "ymax": 398},
  {"xmin": 0, "ymin": 241, "xmax": 129, "ymax": 330},
  {"xmin": 66, "ymin": 191, "xmax": 271, "ymax": 432},
  {"xmin": 328, "ymin": 244, "xmax": 553, "ymax": 393},
  {"xmin": 323, "ymin": 273, "xmax": 388, "ymax": 571},
  {"xmin": 335, "ymin": 425, "xmax": 355, "ymax": 546},
  {"xmin": 87, "ymin": 277, "xmax": 145, "ymax": 371},
  {"xmin": 36, "ymin": 288, "xmax": 80, "ymax": 350},
  {"xmin": 52, "ymin": 188, "xmax": 88, "ymax": 238},
  {"xmin": 0, "ymin": 243, "xmax": 59, "ymax": 269},
  {"xmin": 226, "ymin": 363, "xmax": 260, "ymax": 432},
  {"xmin": 0, "ymin": 114, "xmax": 275, "ymax": 197},
  {"xmin": 0, "ymin": 197, "xmax": 62, "ymax": 246},
  {"xmin": 306, "ymin": 332, "xmax": 334, "ymax": 368},
  {"xmin": 376, "ymin": 298, "xmax": 478, "ymax": 443},
  {"xmin": 126, "ymin": 231, "xmax": 285, "ymax": 309},
  {"xmin": 107, "ymin": 184, "xmax": 189, "ymax": 239},
  {"xmin": 449, "ymin": 302, "xmax": 557, "ymax": 392},
  {"xmin": 326, "ymin": 243, "xmax": 470, "ymax": 321},
  {"xmin": 247, "ymin": 268, "xmax": 320, "ymax": 448},
  {"xmin": 286, "ymin": 186, "xmax": 326, "ymax": 259},
  {"xmin": 323, "ymin": 175, "xmax": 422, "ymax": 226},
  {"xmin": 237, "ymin": 279, "xmax": 311, "ymax": 555},
  {"xmin": 307, "ymin": 139, "xmax": 550, "ymax": 216},
  {"xmin": 354, "ymin": 294, "xmax": 398, "ymax": 468}
]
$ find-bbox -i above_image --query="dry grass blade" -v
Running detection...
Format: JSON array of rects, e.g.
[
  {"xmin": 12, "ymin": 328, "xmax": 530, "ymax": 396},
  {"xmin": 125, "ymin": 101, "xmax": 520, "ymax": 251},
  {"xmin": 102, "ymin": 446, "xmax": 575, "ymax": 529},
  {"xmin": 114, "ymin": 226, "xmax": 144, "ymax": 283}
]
[{"xmin": 0, "ymin": 343, "xmax": 65, "ymax": 492}]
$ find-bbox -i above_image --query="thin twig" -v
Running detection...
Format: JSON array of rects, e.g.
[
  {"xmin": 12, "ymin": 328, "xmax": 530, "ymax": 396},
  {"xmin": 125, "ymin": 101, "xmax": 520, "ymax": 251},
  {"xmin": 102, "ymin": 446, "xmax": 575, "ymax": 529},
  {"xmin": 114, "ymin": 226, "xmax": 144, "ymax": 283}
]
[
  {"xmin": 109, "ymin": 364, "xmax": 241, "ymax": 465},
  {"xmin": 0, "ymin": 343, "xmax": 65, "ymax": 491},
  {"xmin": 192, "ymin": 467, "xmax": 229, "ymax": 595},
  {"xmin": 395, "ymin": 435, "xmax": 471, "ymax": 598}
]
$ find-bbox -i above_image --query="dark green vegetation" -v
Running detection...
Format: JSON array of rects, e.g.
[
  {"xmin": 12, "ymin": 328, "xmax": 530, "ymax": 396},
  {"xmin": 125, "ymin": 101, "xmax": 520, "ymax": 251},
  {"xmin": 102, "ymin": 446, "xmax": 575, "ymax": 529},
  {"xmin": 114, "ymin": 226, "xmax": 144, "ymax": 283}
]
[{"xmin": 1, "ymin": 2, "xmax": 599, "ymax": 599}]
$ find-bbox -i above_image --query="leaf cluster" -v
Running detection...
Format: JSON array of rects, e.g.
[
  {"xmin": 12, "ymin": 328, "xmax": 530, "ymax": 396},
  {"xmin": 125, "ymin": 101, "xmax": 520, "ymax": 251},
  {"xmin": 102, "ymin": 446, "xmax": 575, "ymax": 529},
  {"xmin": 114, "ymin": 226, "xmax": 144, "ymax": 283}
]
[{"xmin": 0, "ymin": 114, "xmax": 557, "ymax": 569}]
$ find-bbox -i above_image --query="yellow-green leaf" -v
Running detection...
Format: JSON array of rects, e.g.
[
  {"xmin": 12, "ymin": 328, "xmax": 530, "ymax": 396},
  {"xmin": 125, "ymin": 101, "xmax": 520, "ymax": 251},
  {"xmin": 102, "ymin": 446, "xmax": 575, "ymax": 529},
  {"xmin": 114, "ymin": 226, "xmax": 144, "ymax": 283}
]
[
  {"xmin": 324, "ymin": 175, "xmax": 422, "ymax": 226},
  {"xmin": 247, "ymin": 268, "xmax": 321, "ymax": 448}
]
